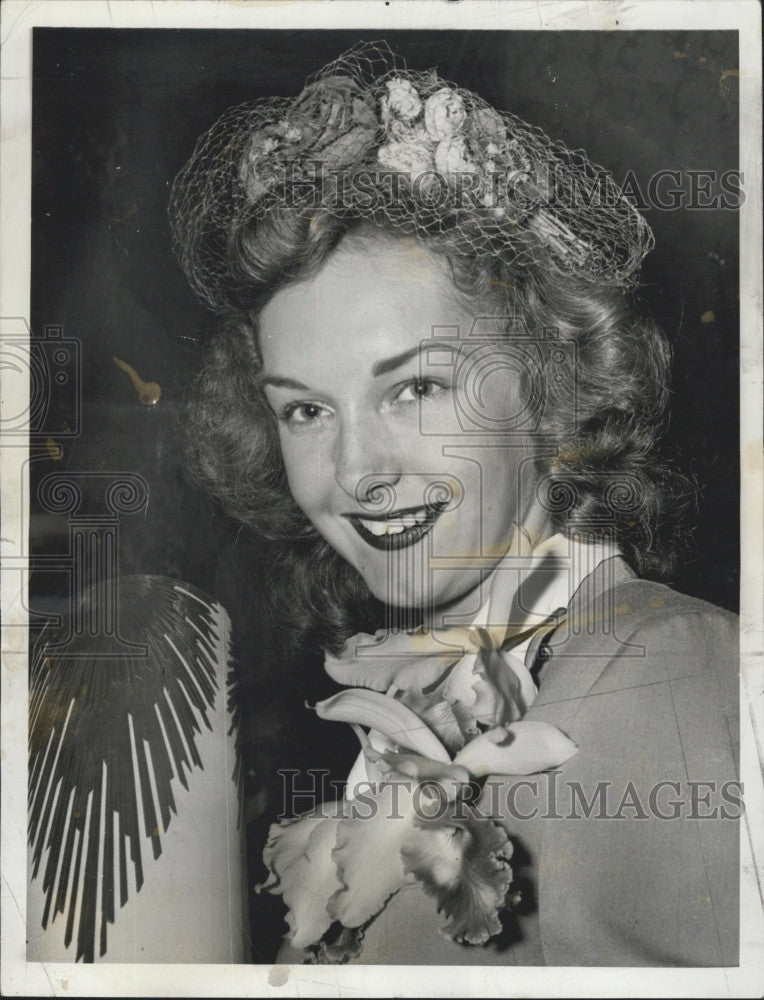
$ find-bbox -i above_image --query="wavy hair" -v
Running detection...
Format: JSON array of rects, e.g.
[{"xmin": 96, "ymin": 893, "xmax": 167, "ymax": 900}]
[{"xmin": 186, "ymin": 208, "xmax": 692, "ymax": 653}]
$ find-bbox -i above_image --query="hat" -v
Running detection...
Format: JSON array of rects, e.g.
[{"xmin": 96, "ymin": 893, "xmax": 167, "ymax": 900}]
[{"xmin": 169, "ymin": 41, "xmax": 653, "ymax": 314}]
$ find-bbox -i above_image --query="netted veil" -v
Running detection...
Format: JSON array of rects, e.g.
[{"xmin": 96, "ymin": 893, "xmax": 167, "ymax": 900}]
[{"xmin": 169, "ymin": 41, "xmax": 654, "ymax": 314}]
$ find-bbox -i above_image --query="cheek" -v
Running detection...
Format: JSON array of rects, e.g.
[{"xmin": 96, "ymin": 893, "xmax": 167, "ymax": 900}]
[
  {"xmin": 476, "ymin": 443, "xmax": 541, "ymax": 523},
  {"xmin": 276, "ymin": 432, "xmax": 311, "ymax": 509},
  {"xmin": 277, "ymin": 430, "xmax": 334, "ymax": 516}
]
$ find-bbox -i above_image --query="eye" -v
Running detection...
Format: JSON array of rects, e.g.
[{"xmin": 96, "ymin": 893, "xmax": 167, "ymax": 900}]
[
  {"xmin": 394, "ymin": 377, "xmax": 448, "ymax": 404},
  {"xmin": 281, "ymin": 401, "xmax": 332, "ymax": 428}
]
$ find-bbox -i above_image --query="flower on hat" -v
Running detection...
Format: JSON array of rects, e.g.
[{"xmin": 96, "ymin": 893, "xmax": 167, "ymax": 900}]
[
  {"xmin": 239, "ymin": 74, "xmax": 379, "ymax": 200},
  {"xmin": 172, "ymin": 40, "xmax": 655, "ymax": 315},
  {"xmin": 381, "ymin": 77, "xmax": 423, "ymax": 123},
  {"xmin": 424, "ymin": 87, "xmax": 467, "ymax": 141},
  {"xmin": 435, "ymin": 136, "xmax": 477, "ymax": 176},
  {"xmin": 377, "ymin": 139, "xmax": 435, "ymax": 176},
  {"xmin": 466, "ymin": 106, "xmax": 508, "ymax": 148},
  {"xmin": 238, "ymin": 133, "xmax": 283, "ymax": 201}
]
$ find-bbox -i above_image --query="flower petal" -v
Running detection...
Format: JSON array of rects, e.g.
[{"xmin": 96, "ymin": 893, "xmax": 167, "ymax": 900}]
[
  {"xmin": 443, "ymin": 651, "xmax": 507, "ymax": 737},
  {"xmin": 319, "ymin": 125, "xmax": 378, "ymax": 168},
  {"xmin": 260, "ymin": 807, "xmax": 346, "ymax": 949},
  {"xmin": 324, "ymin": 627, "xmax": 477, "ymax": 692},
  {"xmin": 401, "ymin": 812, "xmax": 514, "ymax": 945},
  {"xmin": 424, "ymin": 87, "xmax": 466, "ymax": 141},
  {"xmin": 363, "ymin": 745, "xmax": 471, "ymax": 799},
  {"xmin": 434, "ymin": 137, "xmax": 476, "ymax": 174},
  {"xmin": 396, "ymin": 687, "xmax": 466, "ymax": 753},
  {"xmin": 377, "ymin": 140, "xmax": 435, "ymax": 175},
  {"xmin": 485, "ymin": 647, "xmax": 537, "ymax": 721},
  {"xmin": 453, "ymin": 721, "xmax": 578, "ymax": 777},
  {"xmin": 328, "ymin": 782, "xmax": 418, "ymax": 928},
  {"xmin": 260, "ymin": 808, "xmax": 331, "ymax": 888},
  {"xmin": 315, "ymin": 688, "xmax": 451, "ymax": 764},
  {"xmin": 383, "ymin": 77, "xmax": 422, "ymax": 122},
  {"xmin": 465, "ymin": 106, "xmax": 508, "ymax": 149}
]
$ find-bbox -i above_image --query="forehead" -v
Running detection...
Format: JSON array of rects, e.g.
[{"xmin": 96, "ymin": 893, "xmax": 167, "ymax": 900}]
[{"xmin": 258, "ymin": 239, "xmax": 475, "ymax": 374}]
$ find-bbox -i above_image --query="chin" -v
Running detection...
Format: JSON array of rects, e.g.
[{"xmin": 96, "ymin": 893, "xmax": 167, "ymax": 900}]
[
  {"xmin": 359, "ymin": 571, "xmax": 428, "ymax": 614},
  {"xmin": 361, "ymin": 568, "xmax": 480, "ymax": 623}
]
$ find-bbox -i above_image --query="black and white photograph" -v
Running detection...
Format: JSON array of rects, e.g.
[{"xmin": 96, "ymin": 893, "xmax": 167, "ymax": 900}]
[{"xmin": 1, "ymin": 1, "xmax": 762, "ymax": 996}]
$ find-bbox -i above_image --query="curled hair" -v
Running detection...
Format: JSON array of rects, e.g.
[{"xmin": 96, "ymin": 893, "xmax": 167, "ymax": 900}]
[{"xmin": 186, "ymin": 208, "xmax": 692, "ymax": 652}]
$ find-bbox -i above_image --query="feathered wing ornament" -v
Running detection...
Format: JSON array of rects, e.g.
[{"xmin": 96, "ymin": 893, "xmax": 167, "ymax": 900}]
[{"xmin": 27, "ymin": 576, "xmax": 247, "ymax": 963}]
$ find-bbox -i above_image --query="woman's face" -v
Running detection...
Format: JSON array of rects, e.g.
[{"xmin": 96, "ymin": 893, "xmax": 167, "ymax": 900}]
[{"xmin": 259, "ymin": 237, "xmax": 547, "ymax": 621}]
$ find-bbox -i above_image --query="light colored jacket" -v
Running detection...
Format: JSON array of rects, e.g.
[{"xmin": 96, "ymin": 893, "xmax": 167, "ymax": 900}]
[{"xmin": 335, "ymin": 557, "xmax": 740, "ymax": 966}]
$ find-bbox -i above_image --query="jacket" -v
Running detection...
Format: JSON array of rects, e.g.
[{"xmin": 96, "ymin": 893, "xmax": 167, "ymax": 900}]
[{"xmin": 341, "ymin": 557, "xmax": 740, "ymax": 966}]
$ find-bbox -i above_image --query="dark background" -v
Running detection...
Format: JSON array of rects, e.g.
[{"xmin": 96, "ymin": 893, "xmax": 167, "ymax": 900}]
[{"xmin": 31, "ymin": 28, "xmax": 740, "ymax": 961}]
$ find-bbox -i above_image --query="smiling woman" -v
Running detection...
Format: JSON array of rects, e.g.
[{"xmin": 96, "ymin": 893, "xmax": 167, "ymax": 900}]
[
  {"xmin": 168, "ymin": 41, "xmax": 739, "ymax": 966},
  {"xmin": 257, "ymin": 236, "xmax": 543, "ymax": 617}
]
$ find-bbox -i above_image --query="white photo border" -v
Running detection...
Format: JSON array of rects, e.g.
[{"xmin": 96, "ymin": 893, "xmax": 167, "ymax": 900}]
[{"xmin": 1, "ymin": 1, "xmax": 762, "ymax": 996}]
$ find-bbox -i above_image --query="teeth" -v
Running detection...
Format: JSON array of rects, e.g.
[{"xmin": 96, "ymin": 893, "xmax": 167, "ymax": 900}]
[
  {"xmin": 356, "ymin": 506, "xmax": 436, "ymax": 537},
  {"xmin": 359, "ymin": 518, "xmax": 387, "ymax": 536}
]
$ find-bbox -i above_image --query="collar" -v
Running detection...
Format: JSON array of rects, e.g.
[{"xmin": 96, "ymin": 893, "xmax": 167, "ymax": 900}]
[{"xmin": 472, "ymin": 532, "xmax": 621, "ymax": 641}]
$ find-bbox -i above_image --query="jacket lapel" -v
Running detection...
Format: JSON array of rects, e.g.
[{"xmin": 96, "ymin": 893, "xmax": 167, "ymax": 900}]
[{"xmin": 527, "ymin": 554, "xmax": 639, "ymax": 708}]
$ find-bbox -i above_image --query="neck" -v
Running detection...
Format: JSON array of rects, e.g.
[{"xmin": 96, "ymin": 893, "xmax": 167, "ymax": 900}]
[{"xmin": 420, "ymin": 508, "xmax": 555, "ymax": 630}]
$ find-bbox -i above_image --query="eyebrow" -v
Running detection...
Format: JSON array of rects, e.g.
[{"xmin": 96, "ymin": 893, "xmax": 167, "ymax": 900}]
[
  {"xmin": 372, "ymin": 341, "xmax": 455, "ymax": 377},
  {"xmin": 371, "ymin": 344, "xmax": 422, "ymax": 377},
  {"xmin": 260, "ymin": 341, "xmax": 456, "ymax": 389},
  {"xmin": 258, "ymin": 374, "xmax": 311, "ymax": 391}
]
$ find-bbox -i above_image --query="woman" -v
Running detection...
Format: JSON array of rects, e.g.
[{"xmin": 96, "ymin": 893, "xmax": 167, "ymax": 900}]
[{"xmin": 169, "ymin": 42, "xmax": 739, "ymax": 966}]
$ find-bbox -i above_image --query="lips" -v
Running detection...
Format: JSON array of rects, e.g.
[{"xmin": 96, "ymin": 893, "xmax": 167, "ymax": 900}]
[{"xmin": 346, "ymin": 501, "xmax": 448, "ymax": 551}]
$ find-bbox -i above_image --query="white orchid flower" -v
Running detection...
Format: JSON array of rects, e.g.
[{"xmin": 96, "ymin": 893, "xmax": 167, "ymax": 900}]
[{"xmin": 259, "ymin": 685, "xmax": 576, "ymax": 957}]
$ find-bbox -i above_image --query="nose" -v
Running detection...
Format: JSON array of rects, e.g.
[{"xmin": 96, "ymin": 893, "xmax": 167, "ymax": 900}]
[{"xmin": 333, "ymin": 413, "xmax": 402, "ymax": 508}]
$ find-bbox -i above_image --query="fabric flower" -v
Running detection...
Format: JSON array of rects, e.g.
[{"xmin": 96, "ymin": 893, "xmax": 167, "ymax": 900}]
[
  {"xmin": 466, "ymin": 106, "xmax": 508, "ymax": 148},
  {"xmin": 434, "ymin": 137, "xmax": 477, "ymax": 175},
  {"xmin": 275, "ymin": 119, "xmax": 302, "ymax": 144},
  {"xmin": 381, "ymin": 77, "xmax": 422, "ymax": 123},
  {"xmin": 530, "ymin": 210, "xmax": 590, "ymax": 265},
  {"xmin": 238, "ymin": 132, "xmax": 282, "ymax": 201},
  {"xmin": 387, "ymin": 119, "xmax": 433, "ymax": 145},
  {"xmin": 377, "ymin": 140, "xmax": 435, "ymax": 176},
  {"xmin": 424, "ymin": 87, "xmax": 467, "ymax": 141},
  {"xmin": 290, "ymin": 75, "xmax": 378, "ymax": 159},
  {"xmin": 239, "ymin": 74, "xmax": 379, "ymax": 203}
]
